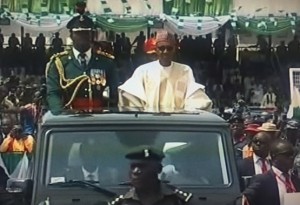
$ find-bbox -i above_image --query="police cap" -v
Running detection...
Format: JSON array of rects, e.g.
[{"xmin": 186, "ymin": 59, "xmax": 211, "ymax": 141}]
[
  {"xmin": 125, "ymin": 145, "xmax": 165, "ymax": 161},
  {"xmin": 286, "ymin": 119, "xmax": 300, "ymax": 130},
  {"xmin": 228, "ymin": 114, "xmax": 244, "ymax": 124}
]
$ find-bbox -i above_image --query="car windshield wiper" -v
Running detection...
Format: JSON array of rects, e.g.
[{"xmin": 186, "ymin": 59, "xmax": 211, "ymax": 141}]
[{"xmin": 49, "ymin": 180, "xmax": 117, "ymax": 198}]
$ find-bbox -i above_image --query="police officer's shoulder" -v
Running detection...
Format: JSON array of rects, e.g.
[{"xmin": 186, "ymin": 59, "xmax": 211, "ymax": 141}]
[
  {"xmin": 108, "ymin": 194, "xmax": 124, "ymax": 205},
  {"xmin": 164, "ymin": 183, "xmax": 193, "ymax": 203}
]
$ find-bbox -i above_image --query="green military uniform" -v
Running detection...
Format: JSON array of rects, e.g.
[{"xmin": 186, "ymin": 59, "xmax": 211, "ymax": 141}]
[
  {"xmin": 108, "ymin": 146, "xmax": 193, "ymax": 205},
  {"xmin": 46, "ymin": 12, "xmax": 117, "ymax": 115}
]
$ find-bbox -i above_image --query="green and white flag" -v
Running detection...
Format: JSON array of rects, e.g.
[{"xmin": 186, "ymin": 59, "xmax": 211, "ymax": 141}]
[{"xmin": 0, "ymin": 153, "xmax": 30, "ymax": 179}]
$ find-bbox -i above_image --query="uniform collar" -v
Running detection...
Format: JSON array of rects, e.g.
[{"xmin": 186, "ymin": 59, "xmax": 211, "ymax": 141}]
[
  {"xmin": 73, "ymin": 47, "xmax": 92, "ymax": 64},
  {"xmin": 123, "ymin": 183, "xmax": 174, "ymax": 200}
]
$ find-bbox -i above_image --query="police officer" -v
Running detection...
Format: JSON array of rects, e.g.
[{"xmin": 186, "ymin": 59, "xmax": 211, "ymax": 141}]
[
  {"xmin": 108, "ymin": 146, "xmax": 193, "ymax": 205},
  {"xmin": 46, "ymin": 2, "xmax": 117, "ymax": 115},
  {"xmin": 228, "ymin": 114, "xmax": 247, "ymax": 160},
  {"xmin": 285, "ymin": 119, "xmax": 300, "ymax": 146}
]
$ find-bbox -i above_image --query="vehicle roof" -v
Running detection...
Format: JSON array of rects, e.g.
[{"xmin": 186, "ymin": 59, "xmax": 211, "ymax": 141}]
[{"xmin": 41, "ymin": 110, "xmax": 227, "ymax": 127}]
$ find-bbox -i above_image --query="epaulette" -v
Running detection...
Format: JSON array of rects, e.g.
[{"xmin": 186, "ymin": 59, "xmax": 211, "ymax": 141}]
[
  {"xmin": 108, "ymin": 194, "xmax": 124, "ymax": 205},
  {"xmin": 174, "ymin": 188, "xmax": 193, "ymax": 203},
  {"xmin": 50, "ymin": 51, "xmax": 69, "ymax": 61},
  {"xmin": 45, "ymin": 51, "xmax": 69, "ymax": 77},
  {"xmin": 97, "ymin": 50, "xmax": 115, "ymax": 59}
]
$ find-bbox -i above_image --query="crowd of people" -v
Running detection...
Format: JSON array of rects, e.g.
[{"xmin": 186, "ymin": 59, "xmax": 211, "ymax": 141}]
[{"xmin": 1, "ymin": 3, "xmax": 300, "ymax": 204}]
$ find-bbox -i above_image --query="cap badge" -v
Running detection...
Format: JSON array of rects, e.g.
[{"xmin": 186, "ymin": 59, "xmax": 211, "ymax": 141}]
[
  {"xmin": 80, "ymin": 15, "xmax": 84, "ymax": 22},
  {"xmin": 144, "ymin": 149, "xmax": 150, "ymax": 157}
]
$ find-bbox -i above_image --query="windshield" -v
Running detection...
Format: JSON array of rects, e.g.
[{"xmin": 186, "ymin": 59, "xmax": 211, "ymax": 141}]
[{"xmin": 45, "ymin": 130, "xmax": 230, "ymax": 187}]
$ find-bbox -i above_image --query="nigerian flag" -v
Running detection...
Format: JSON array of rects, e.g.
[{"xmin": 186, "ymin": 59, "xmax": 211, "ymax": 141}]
[{"xmin": 0, "ymin": 153, "xmax": 31, "ymax": 179}]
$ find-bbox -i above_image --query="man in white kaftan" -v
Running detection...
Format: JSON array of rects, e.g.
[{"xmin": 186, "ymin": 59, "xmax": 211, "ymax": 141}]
[{"xmin": 118, "ymin": 30, "xmax": 212, "ymax": 112}]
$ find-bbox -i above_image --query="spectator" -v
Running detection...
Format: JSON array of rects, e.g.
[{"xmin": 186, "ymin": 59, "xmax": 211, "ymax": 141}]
[
  {"xmin": 250, "ymin": 83, "xmax": 264, "ymax": 106},
  {"xmin": 35, "ymin": 33, "xmax": 46, "ymax": 75},
  {"xmin": 288, "ymin": 35, "xmax": 300, "ymax": 63},
  {"xmin": 0, "ymin": 28, "xmax": 4, "ymax": 49},
  {"xmin": 237, "ymin": 132, "xmax": 272, "ymax": 191},
  {"xmin": 0, "ymin": 125, "xmax": 35, "ymax": 153},
  {"xmin": 51, "ymin": 32, "xmax": 64, "ymax": 54},
  {"xmin": 242, "ymin": 123, "xmax": 260, "ymax": 159},
  {"xmin": 131, "ymin": 31, "xmax": 146, "ymax": 55},
  {"xmin": 261, "ymin": 87, "xmax": 277, "ymax": 109},
  {"xmin": 257, "ymin": 122, "xmax": 279, "ymax": 139},
  {"xmin": 23, "ymin": 33, "xmax": 33, "ymax": 75},
  {"xmin": 213, "ymin": 33, "xmax": 225, "ymax": 61},
  {"xmin": 242, "ymin": 140, "xmax": 300, "ymax": 205},
  {"xmin": 0, "ymin": 117, "xmax": 14, "ymax": 145},
  {"xmin": 35, "ymin": 33, "xmax": 46, "ymax": 50},
  {"xmin": 8, "ymin": 33, "xmax": 20, "ymax": 48},
  {"xmin": 276, "ymin": 41, "xmax": 287, "ymax": 62}
]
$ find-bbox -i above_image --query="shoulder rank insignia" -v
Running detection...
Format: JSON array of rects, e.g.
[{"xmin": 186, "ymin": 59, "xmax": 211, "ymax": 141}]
[
  {"xmin": 97, "ymin": 50, "xmax": 115, "ymax": 59},
  {"xmin": 174, "ymin": 188, "xmax": 193, "ymax": 203},
  {"xmin": 108, "ymin": 195, "xmax": 124, "ymax": 205},
  {"xmin": 45, "ymin": 51, "xmax": 69, "ymax": 77},
  {"xmin": 50, "ymin": 51, "xmax": 69, "ymax": 61}
]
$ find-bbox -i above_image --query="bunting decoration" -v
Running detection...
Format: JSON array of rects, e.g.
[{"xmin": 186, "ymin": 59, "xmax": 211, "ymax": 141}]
[
  {"xmin": 40, "ymin": 2, "xmax": 48, "ymax": 16},
  {"xmin": 100, "ymin": 0, "xmax": 112, "ymax": 14},
  {"xmin": 143, "ymin": 0, "xmax": 152, "ymax": 10},
  {"xmin": 163, "ymin": 14, "xmax": 230, "ymax": 36},
  {"xmin": 121, "ymin": 0, "xmax": 131, "ymax": 14}
]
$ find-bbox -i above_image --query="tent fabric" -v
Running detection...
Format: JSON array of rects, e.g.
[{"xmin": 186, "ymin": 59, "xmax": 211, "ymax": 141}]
[
  {"xmin": 237, "ymin": 16, "xmax": 299, "ymax": 35},
  {"xmin": 0, "ymin": 0, "xmax": 163, "ymax": 15},
  {"xmin": 163, "ymin": 0, "xmax": 232, "ymax": 17},
  {"xmin": 163, "ymin": 14, "xmax": 231, "ymax": 36},
  {"xmin": 94, "ymin": 16, "xmax": 149, "ymax": 32}
]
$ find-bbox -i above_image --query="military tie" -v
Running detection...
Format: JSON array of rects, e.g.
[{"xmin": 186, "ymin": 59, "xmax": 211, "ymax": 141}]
[{"xmin": 78, "ymin": 53, "xmax": 87, "ymax": 70}]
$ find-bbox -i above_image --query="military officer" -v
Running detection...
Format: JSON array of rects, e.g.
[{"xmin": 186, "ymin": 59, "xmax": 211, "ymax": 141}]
[
  {"xmin": 46, "ymin": 7, "xmax": 117, "ymax": 115},
  {"xmin": 108, "ymin": 146, "xmax": 193, "ymax": 205}
]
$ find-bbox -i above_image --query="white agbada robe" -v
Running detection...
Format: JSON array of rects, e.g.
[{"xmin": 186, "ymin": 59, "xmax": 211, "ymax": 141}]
[{"xmin": 118, "ymin": 60, "xmax": 212, "ymax": 112}]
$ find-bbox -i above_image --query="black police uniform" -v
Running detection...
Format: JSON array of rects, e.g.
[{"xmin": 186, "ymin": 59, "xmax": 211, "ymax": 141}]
[
  {"xmin": 108, "ymin": 146, "xmax": 193, "ymax": 205},
  {"xmin": 229, "ymin": 115, "xmax": 248, "ymax": 160}
]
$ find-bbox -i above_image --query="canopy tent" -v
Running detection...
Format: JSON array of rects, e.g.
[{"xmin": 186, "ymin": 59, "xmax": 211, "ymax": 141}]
[
  {"xmin": 232, "ymin": 0, "xmax": 300, "ymax": 35},
  {"xmin": 0, "ymin": 0, "xmax": 298, "ymax": 36},
  {"xmin": 234, "ymin": 0, "xmax": 300, "ymax": 17},
  {"xmin": 0, "ymin": 0, "xmax": 232, "ymax": 35},
  {"xmin": 163, "ymin": 14, "xmax": 230, "ymax": 36}
]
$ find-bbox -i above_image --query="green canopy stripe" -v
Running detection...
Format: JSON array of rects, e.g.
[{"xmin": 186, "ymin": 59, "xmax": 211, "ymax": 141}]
[
  {"xmin": 95, "ymin": 16, "xmax": 148, "ymax": 32},
  {"xmin": 237, "ymin": 16, "xmax": 299, "ymax": 35},
  {"xmin": 163, "ymin": 0, "xmax": 232, "ymax": 16}
]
